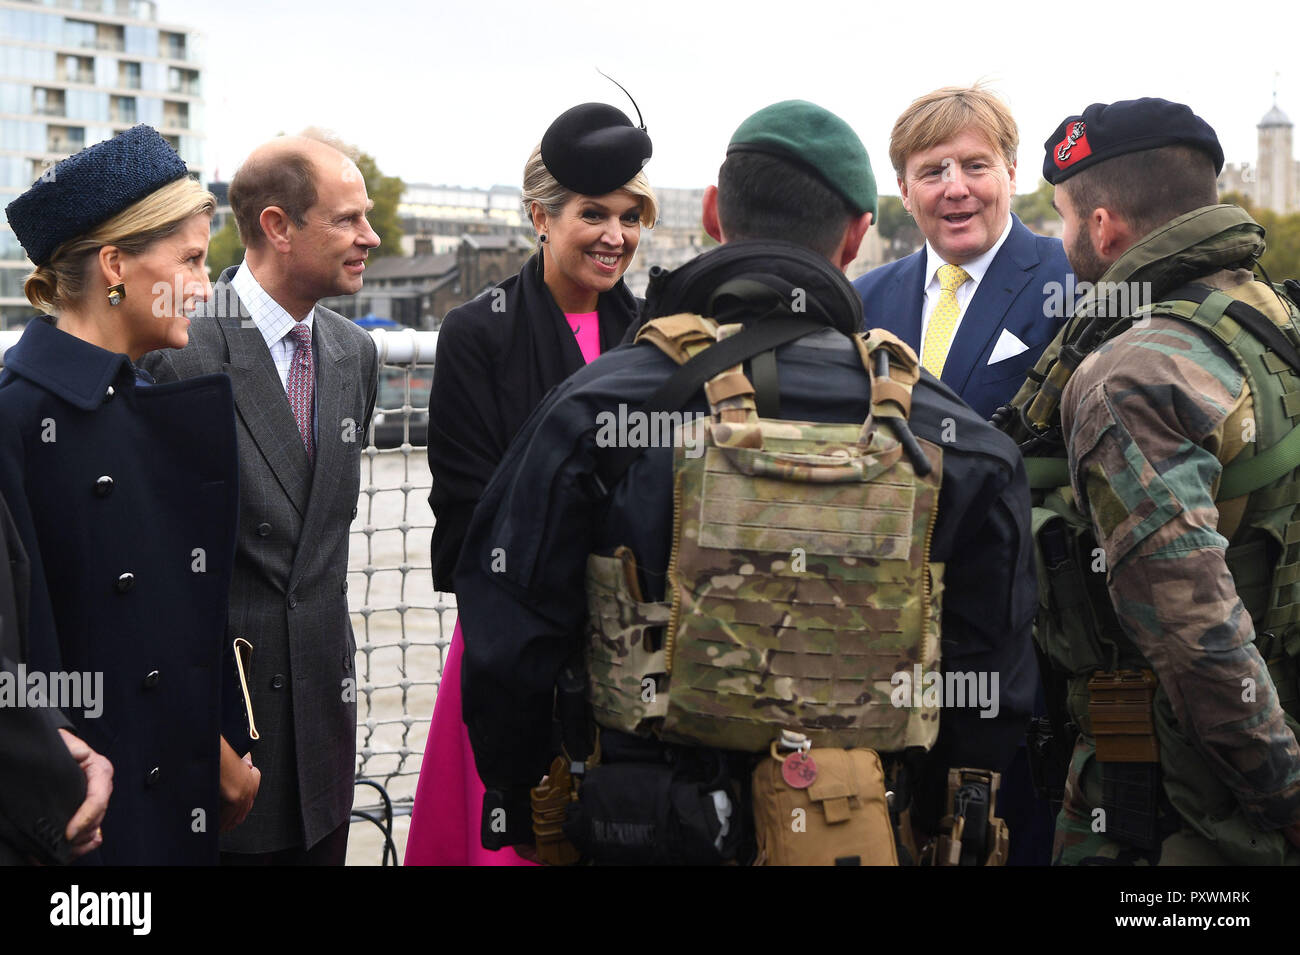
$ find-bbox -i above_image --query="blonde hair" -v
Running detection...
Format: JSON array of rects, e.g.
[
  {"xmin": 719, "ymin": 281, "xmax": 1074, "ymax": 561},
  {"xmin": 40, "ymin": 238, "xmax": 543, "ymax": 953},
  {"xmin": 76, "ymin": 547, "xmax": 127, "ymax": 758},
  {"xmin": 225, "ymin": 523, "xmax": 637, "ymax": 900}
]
[
  {"xmin": 888, "ymin": 83, "xmax": 1019, "ymax": 179},
  {"xmin": 520, "ymin": 143, "xmax": 659, "ymax": 228},
  {"xmin": 24, "ymin": 176, "xmax": 216, "ymax": 314}
]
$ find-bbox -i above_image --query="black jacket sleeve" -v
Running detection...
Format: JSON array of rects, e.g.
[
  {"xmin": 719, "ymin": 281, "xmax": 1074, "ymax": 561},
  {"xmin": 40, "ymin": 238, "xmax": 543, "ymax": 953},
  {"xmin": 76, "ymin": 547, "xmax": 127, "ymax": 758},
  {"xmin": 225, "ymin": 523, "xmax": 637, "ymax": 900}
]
[
  {"xmin": 428, "ymin": 309, "xmax": 508, "ymax": 593},
  {"xmin": 0, "ymin": 491, "xmax": 85, "ymax": 866}
]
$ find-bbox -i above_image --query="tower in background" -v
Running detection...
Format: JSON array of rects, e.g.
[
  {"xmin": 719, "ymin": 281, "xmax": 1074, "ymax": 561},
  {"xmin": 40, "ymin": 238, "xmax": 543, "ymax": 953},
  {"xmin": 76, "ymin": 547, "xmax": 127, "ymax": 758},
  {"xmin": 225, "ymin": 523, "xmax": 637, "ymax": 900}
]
[
  {"xmin": 1218, "ymin": 94, "xmax": 1300, "ymax": 218},
  {"xmin": 1257, "ymin": 99, "xmax": 1297, "ymax": 215}
]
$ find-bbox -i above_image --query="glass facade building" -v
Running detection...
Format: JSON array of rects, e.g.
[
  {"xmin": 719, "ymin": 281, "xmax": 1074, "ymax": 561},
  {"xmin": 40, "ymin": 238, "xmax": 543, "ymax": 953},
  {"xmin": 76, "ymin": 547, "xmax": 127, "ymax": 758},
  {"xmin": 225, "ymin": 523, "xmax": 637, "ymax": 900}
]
[{"xmin": 0, "ymin": 0, "xmax": 205, "ymax": 327}]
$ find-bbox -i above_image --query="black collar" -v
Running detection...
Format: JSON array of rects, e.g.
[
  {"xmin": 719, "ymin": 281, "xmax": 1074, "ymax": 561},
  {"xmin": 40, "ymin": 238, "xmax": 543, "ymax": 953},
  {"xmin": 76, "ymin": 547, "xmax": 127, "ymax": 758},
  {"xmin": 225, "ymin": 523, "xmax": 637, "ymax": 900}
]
[{"xmin": 636, "ymin": 239, "xmax": 862, "ymax": 338}]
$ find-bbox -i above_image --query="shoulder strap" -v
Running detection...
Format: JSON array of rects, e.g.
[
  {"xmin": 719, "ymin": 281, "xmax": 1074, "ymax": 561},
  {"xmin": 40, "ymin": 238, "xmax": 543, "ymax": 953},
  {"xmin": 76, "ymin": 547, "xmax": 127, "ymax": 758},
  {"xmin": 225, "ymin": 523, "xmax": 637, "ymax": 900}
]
[
  {"xmin": 590, "ymin": 315, "xmax": 826, "ymax": 494},
  {"xmin": 856, "ymin": 329, "xmax": 932, "ymax": 477},
  {"xmin": 1133, "ymin": 283, "xmax": 1300, "ymax": 500},
  {"xmin": 1152, "ymin": 284, "xmax": 1300, "ymax": 375}
]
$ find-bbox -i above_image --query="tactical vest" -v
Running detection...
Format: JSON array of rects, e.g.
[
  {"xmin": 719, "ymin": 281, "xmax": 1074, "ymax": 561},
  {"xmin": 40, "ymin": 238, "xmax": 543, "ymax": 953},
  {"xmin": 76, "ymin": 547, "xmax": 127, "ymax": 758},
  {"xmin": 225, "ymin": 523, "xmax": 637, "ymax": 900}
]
[
  {"xmin": 1024, "ymin": 279, "xmax": 1300, "ymax": 863},
  {"xmin": 584, "ymin": 315, "xmax": 945, "ymax": 754}
]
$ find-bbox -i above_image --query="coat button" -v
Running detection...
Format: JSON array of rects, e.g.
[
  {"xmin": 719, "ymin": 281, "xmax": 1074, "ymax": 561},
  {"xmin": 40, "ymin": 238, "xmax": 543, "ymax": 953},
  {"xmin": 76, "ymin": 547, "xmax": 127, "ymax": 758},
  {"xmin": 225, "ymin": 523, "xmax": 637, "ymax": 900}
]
[
  {"xmin": 94, "ymin": 475, "xmax": 114, "ymax": 497},
  {"xmin": 287, "ymin": 593, "xmax": 298, "ymax": 609},
  {"xmin": 257, "ymin": 522, "xmax": 272, "ymax": 537},
  {"xmin": 115, "ymin": 572, "xmax": 135, "ymax": 593},
  {"xmin": 341, "ymin": 580, "xmax": 348, "ymax": 595},
  {"xmin": 351, "ymin": 506, "xmax": 358, "ymax": 519},
  {"xmin": 143, "ymin": 669, "xmax": 160, "ymax": 688},
  {"xmin": 271, "ymin": 674, "xmax": 285, "ymax": 689},
  {"xmin": 104, "ymin": 385, "xmax": 115, "ymax": 401},
  {"xmin": 146, "ymin": 767, "xmax": 160, "ymax": 787}
]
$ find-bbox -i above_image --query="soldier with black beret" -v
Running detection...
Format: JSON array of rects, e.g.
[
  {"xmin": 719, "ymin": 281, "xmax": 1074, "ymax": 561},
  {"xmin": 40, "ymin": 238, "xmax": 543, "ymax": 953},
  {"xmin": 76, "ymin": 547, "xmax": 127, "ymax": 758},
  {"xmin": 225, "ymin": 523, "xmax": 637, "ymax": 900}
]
[
  {"xmin": 0, "ymin": 125, "xmax": 257, "ymax": 864},
  {"xmin": 1004, "ymin": 98, "xmax": 1300, "ymax": 863}
]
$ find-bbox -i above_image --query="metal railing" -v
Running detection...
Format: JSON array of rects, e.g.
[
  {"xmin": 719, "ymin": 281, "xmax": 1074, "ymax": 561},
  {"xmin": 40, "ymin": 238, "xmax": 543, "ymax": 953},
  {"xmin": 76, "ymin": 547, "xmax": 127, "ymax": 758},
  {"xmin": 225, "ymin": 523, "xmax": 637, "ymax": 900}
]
[
  {"xmin": 0, "ymin": 327, "xmax": 448, "ymax": 864},
  {"xmin": 349, "ymin": 330, "xmax": 445, "ymax": 859}
]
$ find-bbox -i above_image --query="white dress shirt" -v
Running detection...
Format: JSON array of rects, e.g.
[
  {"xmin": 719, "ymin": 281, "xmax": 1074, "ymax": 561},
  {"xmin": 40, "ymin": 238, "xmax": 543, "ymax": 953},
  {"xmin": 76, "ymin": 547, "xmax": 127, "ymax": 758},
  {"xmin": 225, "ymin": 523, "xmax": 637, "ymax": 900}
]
[
  {"xmin": 230, "ymin": 262, "xmax": 317, "ymax": 439},
  {"xmin": 917, "ymin": 216, "xmax": 1014, "ymax": 350}
]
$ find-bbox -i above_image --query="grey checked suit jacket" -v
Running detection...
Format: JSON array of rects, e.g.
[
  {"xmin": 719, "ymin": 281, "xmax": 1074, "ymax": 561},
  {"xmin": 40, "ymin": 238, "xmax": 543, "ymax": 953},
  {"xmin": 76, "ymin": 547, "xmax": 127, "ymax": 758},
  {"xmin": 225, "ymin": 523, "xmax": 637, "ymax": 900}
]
[{"xmin": 141, "ymin": 269, "xmax": 378, "ymax": 853}]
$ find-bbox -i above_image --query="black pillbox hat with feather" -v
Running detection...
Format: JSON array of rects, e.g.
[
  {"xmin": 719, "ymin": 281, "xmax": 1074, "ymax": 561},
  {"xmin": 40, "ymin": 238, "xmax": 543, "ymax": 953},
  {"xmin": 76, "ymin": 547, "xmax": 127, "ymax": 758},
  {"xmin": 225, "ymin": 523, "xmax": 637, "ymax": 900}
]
[{"xmin": 540, "ymin": 103, "xmax": 653, "ymax": 196}]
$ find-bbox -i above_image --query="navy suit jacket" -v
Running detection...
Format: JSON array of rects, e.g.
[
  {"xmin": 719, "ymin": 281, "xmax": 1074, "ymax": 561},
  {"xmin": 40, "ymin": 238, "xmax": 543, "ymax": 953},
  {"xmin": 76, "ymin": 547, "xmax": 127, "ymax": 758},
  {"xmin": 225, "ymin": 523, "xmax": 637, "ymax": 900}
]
[{"xmin": 854, "ymin": 214, "xmax": 1071, "ymax": 420}]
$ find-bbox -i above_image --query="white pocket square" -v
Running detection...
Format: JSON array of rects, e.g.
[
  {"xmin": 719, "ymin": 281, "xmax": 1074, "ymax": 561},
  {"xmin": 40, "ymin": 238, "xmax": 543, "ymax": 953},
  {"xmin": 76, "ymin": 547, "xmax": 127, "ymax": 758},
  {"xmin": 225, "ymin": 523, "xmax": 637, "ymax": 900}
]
[{"xmin": 987, "ymin": 328, "xmax": 1029, "ymax": 365}]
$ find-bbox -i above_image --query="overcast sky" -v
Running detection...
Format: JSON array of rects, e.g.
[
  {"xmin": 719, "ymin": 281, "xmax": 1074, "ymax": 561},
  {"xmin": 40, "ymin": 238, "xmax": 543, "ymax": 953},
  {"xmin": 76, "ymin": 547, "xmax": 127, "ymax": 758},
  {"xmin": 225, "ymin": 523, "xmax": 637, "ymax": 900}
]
[{"xmin": 181, "ymin": 0, "xmax": 1297, "ymax": 196}]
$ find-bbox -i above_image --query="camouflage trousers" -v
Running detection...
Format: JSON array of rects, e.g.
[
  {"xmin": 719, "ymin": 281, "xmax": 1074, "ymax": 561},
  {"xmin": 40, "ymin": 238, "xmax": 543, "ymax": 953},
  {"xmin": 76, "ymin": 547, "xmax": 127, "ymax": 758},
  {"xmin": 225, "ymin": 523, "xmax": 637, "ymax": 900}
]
[{"xmin": 1053, "ymin": 737, "xmax": 1234, "ymax": 865}]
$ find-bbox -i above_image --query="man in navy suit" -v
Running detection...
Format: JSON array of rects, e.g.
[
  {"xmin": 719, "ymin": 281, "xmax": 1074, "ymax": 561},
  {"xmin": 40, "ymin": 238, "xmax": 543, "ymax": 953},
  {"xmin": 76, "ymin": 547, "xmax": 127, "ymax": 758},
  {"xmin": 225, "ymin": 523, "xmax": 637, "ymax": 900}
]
[
  {"xmin": 855, "ymin": 85, "xmax": 1072, "ymax": 421},
  {"xmin": 856, "ymin": 86, "xmax": 1069, "ymax": 864}
]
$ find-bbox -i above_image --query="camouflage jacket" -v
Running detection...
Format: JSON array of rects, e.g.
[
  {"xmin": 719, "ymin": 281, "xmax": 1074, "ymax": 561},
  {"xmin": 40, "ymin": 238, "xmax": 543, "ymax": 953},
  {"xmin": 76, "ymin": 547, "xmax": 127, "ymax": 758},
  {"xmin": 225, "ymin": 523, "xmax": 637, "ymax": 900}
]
[
  {"xmin": 455, "ymin": 240, "xmax": 1038, "ymax": 815},
  {"xmin": 1059, "ymin": 206, "xmax": 1300, "ymax": 831}
]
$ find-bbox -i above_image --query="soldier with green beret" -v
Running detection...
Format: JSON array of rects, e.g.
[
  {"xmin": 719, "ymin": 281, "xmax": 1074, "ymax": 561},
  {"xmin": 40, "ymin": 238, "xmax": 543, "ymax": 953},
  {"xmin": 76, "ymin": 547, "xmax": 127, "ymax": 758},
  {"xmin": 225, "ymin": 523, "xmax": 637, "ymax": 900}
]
[{"xmin": 458, "ymin": 100, "xmax": 1037, "ymax": 865}]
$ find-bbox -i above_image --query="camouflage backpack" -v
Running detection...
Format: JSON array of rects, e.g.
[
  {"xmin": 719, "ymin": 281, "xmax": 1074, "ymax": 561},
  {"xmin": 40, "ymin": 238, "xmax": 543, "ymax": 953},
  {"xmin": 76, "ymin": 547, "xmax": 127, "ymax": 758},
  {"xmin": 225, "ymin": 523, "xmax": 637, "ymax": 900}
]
[{"xmin": 584, "ymin": 314, "xmax": 945, "ymax": 754}]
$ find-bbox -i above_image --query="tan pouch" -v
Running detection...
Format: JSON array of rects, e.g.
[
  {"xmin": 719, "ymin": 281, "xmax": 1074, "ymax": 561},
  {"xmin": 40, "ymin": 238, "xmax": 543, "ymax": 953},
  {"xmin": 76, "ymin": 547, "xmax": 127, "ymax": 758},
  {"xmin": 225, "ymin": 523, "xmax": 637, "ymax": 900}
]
[{"xmin": 751, "ymin": 746, "xmax": 898, "ymax": 866}]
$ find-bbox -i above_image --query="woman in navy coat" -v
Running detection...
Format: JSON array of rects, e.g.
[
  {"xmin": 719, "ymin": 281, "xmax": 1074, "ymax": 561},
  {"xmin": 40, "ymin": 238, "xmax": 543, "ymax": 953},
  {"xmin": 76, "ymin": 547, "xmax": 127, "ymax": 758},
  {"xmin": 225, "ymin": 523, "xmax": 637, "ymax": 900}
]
[{"xmin": 0, "ymin": 126, "xmax": 258, "ymax": 864}]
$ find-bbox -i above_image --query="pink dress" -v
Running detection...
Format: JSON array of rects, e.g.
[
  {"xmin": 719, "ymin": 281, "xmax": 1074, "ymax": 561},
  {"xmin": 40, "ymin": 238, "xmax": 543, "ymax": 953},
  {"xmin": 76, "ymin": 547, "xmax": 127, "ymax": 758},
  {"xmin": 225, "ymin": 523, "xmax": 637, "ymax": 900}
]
[{"xmin": 404, "ymin": 312, "xmax": 602, "ymax": 865}]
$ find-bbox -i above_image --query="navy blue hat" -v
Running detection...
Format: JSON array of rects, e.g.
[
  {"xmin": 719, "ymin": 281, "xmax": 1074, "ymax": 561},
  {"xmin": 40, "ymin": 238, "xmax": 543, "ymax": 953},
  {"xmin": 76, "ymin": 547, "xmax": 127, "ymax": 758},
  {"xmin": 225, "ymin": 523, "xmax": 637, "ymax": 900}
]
[
  {"xmin": 1043, "ymin": 98, "xmax": 1224, "ymax": 185},
  {"xmin": 4, "ymin": 125, "xmax": 189, "ymax": 267},
  {"xmin": 540, "ymin": 103, "xmax": 652, "ymax": 196}
]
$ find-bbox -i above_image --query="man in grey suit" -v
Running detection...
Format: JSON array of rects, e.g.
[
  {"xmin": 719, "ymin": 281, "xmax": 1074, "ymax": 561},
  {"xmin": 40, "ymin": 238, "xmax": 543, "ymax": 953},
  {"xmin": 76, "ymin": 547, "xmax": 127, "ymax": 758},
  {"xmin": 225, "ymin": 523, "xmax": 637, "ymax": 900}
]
[{"xmin": 143, "ymin": 132, "xmax": 380, "ymax": 865}]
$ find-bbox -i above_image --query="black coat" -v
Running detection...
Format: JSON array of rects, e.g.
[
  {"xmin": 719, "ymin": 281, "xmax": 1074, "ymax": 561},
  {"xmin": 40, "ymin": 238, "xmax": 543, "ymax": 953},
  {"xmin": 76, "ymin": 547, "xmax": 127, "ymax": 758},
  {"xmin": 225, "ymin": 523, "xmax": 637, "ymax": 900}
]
[
  {"xmin": 427, "ymin": 253, "xmax": 640, "ymax": 591},
  {"xmin": 0, "ymin": 489, "xmax": 86, "ymax": 866},
  {"xmin": 0, "ymin": 318, "xmax": 248, "ymax": 865},
  {"xmin": 456, "ymin": 241, "xmax": 1039, "ymax": 830}
]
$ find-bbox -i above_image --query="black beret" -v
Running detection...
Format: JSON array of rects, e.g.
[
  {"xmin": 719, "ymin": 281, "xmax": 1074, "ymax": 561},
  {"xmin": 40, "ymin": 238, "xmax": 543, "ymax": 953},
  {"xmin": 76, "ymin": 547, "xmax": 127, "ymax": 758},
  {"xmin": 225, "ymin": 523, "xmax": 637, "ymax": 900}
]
[
  {"xmin": 1043, "ymin": 97, "xmax": 1224, "ymax": 185},
  {"xmin": 4, "ymin": 124, "xmax": 189, "ymax": 267},
  {"xmin": 540, "ymin": 103, "xmax": 652, "ymax": 196}
]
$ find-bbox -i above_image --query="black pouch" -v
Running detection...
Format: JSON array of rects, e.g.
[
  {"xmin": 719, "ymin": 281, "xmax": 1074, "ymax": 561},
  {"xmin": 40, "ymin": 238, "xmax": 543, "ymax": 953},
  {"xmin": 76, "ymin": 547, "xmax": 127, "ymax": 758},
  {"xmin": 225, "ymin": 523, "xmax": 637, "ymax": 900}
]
[
  {"xmin": 1100, "ymin": 762, "xmax": 1160, "ymax": 849},
  {"xmin": 563, "ymin": 762, "xmax": 732, "ymax": 865}
]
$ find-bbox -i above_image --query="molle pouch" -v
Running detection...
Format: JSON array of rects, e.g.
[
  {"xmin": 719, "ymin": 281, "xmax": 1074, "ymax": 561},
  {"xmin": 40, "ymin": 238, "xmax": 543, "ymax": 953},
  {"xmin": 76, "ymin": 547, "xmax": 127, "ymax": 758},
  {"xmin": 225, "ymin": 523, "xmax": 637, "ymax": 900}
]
[
  {"xmin": 1088, "ymin": 670, "xmax": 1159, "ymax": 762},
  {"xmin": 1089, "ymin": 669, "xmax": 1160, "ymax": 850},
  {"xmin": 584, "ymin": 548, "xmax": 670, "ymax": 737},
  {"xmin": 751, "ymin": 744, "xmax": 898, "ymax": 866},
  {"xmin": 561, "ymin": 762, "xmax": 734, "ymax": 865}
]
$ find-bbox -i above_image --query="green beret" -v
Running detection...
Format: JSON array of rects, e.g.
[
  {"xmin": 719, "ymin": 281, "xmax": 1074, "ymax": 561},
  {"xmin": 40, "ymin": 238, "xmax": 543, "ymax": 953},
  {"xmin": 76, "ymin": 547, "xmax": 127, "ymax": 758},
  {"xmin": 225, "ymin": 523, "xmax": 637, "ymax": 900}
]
[{"xmin": 727, "ymin": 100, "xmax": 877, "ymax": 218}]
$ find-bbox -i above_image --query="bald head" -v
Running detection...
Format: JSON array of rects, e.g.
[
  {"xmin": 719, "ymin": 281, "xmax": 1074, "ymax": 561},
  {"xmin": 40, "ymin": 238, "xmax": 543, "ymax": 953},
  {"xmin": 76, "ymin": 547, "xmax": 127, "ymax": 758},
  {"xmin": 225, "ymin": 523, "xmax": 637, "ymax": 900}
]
[{"xmin": 229, "ymin": 134, "xmax": 360, "ymax": 249}]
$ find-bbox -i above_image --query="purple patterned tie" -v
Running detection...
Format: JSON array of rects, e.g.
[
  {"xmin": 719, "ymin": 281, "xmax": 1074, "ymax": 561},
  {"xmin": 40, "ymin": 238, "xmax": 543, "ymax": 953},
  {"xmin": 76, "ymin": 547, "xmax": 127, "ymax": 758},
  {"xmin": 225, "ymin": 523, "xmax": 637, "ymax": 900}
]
[{"xmin": 286, "ymin": 322, "xmax": 314, "ymax": 461}]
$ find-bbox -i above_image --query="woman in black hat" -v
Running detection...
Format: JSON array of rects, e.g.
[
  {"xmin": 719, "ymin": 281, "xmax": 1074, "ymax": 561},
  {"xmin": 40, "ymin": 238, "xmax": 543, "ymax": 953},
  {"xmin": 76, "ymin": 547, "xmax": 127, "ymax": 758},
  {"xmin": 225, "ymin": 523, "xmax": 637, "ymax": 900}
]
[
  {"xmin": 0, "ymin": 125, "xmax": 258, "ymax": 864},
  {"xmin": 406, "ymin": 103, "xmax": 657, "ymax": 865}
]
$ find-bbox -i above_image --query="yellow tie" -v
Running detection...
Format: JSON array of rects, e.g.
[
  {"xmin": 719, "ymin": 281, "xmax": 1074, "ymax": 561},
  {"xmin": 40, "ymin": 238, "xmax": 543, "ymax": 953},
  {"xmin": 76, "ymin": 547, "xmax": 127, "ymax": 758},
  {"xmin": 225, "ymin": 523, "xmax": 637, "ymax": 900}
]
[{"xmin": 921, "ymin": 263, "xmax": 971, "ymax": 376}]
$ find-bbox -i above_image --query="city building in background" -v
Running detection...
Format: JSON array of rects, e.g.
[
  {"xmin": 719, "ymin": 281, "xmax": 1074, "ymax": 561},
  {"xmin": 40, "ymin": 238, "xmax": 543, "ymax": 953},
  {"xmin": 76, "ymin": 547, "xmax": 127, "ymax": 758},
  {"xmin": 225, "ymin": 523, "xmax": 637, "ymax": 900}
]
[
  {"xmin": 622, "ymin": 185, "xmax": 707, "ymax": 295},
  {"xmin": 319, "ymin": 233, "xmax": 533, "ymax": 329},
  {"xmin": 398, "ymin": 183, "xmax": 529, "ymax": 255},
  {"xmin": 0, "ymin": 0, "xmax": 205, "ymax": 327},
  {"xmin": 1219, "ymin": 98, "xmax": 1299, "ymax": 215}
]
